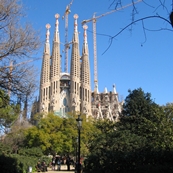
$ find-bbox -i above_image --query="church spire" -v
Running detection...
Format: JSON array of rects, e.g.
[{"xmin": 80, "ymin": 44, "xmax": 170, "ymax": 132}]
[
  {"xmin": 72, "ymin": 14, "xmax": 79, "ymax": 42},
  {"xmin": 83, "ymin": 24, "xmax": 87, "ymax": 43},
  {"xmin": 74, "ymin": 14, "xmax": 78, "ymax": 32},
  {"xmin": 40, "ymin": 24, "xmax": 51, "ymax": 113},
  {"xmin": 44, "ymin": 24, "xmax": 51, "ymax": 54},
  {"xmin": 70, "ymin": 14, "xmax": 81, "ymax": 112},
  {"xmin": 81, "ymin": 24, "xmax": 91, "ymax": 116},
  {"xmin": 82, "ymin": 25, "xmax": 88, "ymax": 55},
  {"xmin": 50, "ymin": 14, "xmax": 61, "ymax": 112},
  {"xmin": 54, "ymin": 14, "xmax": 60, "ymax": 42}
]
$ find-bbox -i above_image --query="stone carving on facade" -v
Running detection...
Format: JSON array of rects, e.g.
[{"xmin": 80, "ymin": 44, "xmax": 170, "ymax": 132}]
[
  {"xmin": 83, "ymin": 102, "xmax": 88, "ymax": 114},
  {"xmin": 111, "ymin": 95, "xmax": 116, "ymax": 102},
  {"xmin": 60, "ymin": 90, "xmax": 66, "ymax": 100},
  {"xmin": 83, "ymin": 106, "xmax": 87, "ymax": 114},
  {"xmin": 51, "ymin": 95, "xmax": 55, "ymax": 110},
  {"xmin": 96, "ymin": 95, "xmax": 100, "ymax": 101},
  {"xmin": 59, "ymin": 89, "xmax": 70, "ymax": 116},
  {"xmin": 97, "ymin": 108, "xmax": 103, "ymax": 119},
  {"xmin": 51, "ymin": 96, "xmax": 55, "ymax": 104},
  {"xmin": 72, "ymin": 96, "xmax": 77, "ymax": 106},
  {"xmin": 106, "ymin": 110, "xmax": 109, "ymax": 119},
  {"xmin": 104, "ymin": 95, "xmax": 109, "ymax": 102},
  {"xmin": 42, "ymin": 103, "xmax": 45, "ymax": 112}
]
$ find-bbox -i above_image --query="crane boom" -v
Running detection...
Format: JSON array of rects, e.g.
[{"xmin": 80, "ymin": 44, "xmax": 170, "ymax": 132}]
[
  {"xmin": 63, "ymin": 0, "xmax": 74, "ymax": 73},
  {"xmin": 93, "ymin": 14, "xmax": 97, "ymax": 88},
  {"xmin": 82, "ymin": 0, "xmax": 142, "ymax": 25},
  {"xmin": 81, "ymin": 0, "xmax": 142, "ymax": 92}
]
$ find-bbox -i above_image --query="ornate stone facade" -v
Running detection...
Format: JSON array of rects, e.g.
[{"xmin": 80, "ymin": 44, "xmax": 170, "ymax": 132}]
[
  {"xmin": 91, "ymin": 85, "xmax": 123, "ymax": 121},
  {"xmin": 31, "ymin": 13, "xmax": 123, "ymax": 121}
]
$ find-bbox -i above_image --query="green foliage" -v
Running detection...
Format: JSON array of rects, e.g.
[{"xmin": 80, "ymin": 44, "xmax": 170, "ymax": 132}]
[
  {"xmin": 0, "ymin": 89, "xmax": 19, "ymax": 133},
  {"xmin": 0, "ymin": 154, "xmax": 38, "ymax": 173},
  {"xmin": 24, "ymin": 112, "xmax": 95, "ymax": 156},
  {"xmin": 84, "ymin": 88, "xmax": 173, "ymax": 173},
  {"xmin": 122, "ymin": 88, "xmax": 156, "ymax": 118},
  {"xmin": 39, "ymin": 155, "xmax": 52, "ymax": 166},
  {"xmin": 119, "ymin": 88, "xmax": 173, "ymax": 149},
  {"xmin": 163, "ymin": 102, "xmax": 173, "ymax": 120},
  {"xmin": 0, "ymin": 145, "xmax": 45, "ymax": 173},
  {"xmin": 32, "ymin": 112, "xmax": 45, "ymax": 124},
  {"xmin": 0, "ymin": 142, "xmax": 12, "ymax": 155},
  {"xmin": 18, "ymin": 147, "xmax": 43, "ymax": 157},
  {"xmin": 0, "ymin": 90, "xmax": 9, "ymax": 108}
]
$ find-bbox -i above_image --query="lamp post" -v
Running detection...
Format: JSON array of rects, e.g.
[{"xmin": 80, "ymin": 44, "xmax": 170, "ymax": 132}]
[
  {"xmin": 76, "ymin": 137, "xmax": 78, "ymax": 164},
  {"xmin": 76, "ymin": 115, "xmax": 82, "ymax": 173}
]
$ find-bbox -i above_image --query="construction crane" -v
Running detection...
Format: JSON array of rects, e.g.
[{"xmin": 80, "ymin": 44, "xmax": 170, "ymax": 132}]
[
  {"xmin": 82, "ymin": 0, "xmax": 142, "ymax": 92},
  {"xmin": 62, "ymin": 0, "xmax": 74, "ymax": 73}
]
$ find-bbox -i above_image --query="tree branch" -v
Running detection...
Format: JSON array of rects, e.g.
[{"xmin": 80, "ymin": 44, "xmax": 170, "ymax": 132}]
[{"xmin": 102, "ymin": 15, "xmax": 172, "ymax": 55}]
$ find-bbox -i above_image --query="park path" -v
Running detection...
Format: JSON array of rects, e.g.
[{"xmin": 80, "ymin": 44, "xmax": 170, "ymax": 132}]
[{"xmin": 46, "ymin": 165, "xmax": 75, "ymax": 173}]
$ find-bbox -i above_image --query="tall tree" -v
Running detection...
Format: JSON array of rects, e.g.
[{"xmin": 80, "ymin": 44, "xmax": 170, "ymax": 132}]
[
  {"xmin": 0, "ymin": 0, "xmax": 40, "ymax": 98},
  {"xmin": 119, "ymin": 88, "xmax": 173, "ymax": 148},
  {"xmin": 84, "ymin": 88, "xmax": 173, "ymax": 173}
]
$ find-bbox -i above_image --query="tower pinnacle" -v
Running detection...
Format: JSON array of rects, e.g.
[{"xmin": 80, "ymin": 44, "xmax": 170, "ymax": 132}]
[
  {"xmin": 44, "ymin": 24, "xmax": 51, "ymax": 54},
  {"xmin": 113, "ymin": 84, "xmax": 117, "ymax": 94},
  {"xmin": 82, "ymin": 24, "xmax": 89, "ymax": 55},
  {"xmin": 54, "ymin": 14, "xmax": 60, "ymax": 42},
  {"xmin": 81, "ymin": 23, "xmax": 91, "ymax": 115},
  {"xmin": 45, "ymin": 24, "xmax": 51, "ymax": 43},
  {"xmin": 83, "ymin": 24, "xmax": 88, "ymax": 44},
  {"xmin": 55, "ymin": 14, "xmax": 59, "ymax": 32},
  {"xmin": 74, "ymin": 14, "xmax": 78, "ymax": 32}
]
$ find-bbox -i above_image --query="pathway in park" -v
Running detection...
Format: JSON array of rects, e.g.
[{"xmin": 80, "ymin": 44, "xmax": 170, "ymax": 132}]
[{"xmin": 46, "ymin": 165, "xmax": 75, "ymax": 173}]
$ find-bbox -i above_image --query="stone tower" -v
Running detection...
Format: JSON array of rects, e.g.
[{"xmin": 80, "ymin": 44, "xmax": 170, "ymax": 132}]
[
  {"xmin": 50, "ymin": 14, "xmax": 61, "ymax": 112},
  {"xmin": 70, "ymin": 14, "xmax": 81, "ymax": 113},
  {"xmin": 39, "ymin": 23, "xmax": 51, "ymax": 113},
  {"xmin": 80, "ymin": 25, "xmax": 91, "ymax": 115}
]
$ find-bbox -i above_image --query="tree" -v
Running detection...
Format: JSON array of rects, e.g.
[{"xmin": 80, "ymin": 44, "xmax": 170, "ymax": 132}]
[
  {"xmin": 0, "ymin": 0, "xmax": 40, "ymax": 98},
  {"xmin": 0, "ymin": 89, "xmax": 20, "ymax": 134},
  {"xmin": 120, "ymin": 88, "xmax": 173, "ymax": 149},
  {"xmin": 3, "ymin": 117, "xmax": 32, "ymax": 154},
  {"xmin": 0, "ymin": 0, "xmax": 40, "ymax": 60},
  {"xmin": 24, "ymin": 113, "xmax": 95, "ymax": 155},
  {"xmin": 163, "ymin": 103, "xmax": 173, "ymax": 120},
  {"xmin": 84, "ymin": 88, "xmax": 173, "ymax": 173}
]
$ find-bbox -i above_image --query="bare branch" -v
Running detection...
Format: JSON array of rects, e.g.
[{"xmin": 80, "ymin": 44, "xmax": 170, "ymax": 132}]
[
  {"xmin": 102, "ymin": 15, "xmax": 172, "ymax": 55},
  {"xmin": 141, "ymin": 20, "xmax": 147, "ymax": 46},
  {"xmin": 0, "ymin": 0, "xmax": 41, "ymax": 61},
  {"xmin": 0, "ymin": 0, "xmax": 41, "ymax": 102}
]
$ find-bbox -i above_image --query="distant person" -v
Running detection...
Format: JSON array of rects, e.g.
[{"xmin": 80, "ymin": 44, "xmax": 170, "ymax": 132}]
[
  {"xmin": 52, "ymin": 156, "xmax": 56, "ymax": 170},
  {"xmin": 36, "ymin": 161, "xmax": 42, "ymax": 172},
  {"xmin": 56, "ymin": 157, "xmax": 61, "ymax": 171},
  {"xmin": 41, "ymin": 161, "xmax": 47, "ymax": 172},
  {"xmin": 66, "ymin": 156, "xmax": 71, "ymax": 171}
]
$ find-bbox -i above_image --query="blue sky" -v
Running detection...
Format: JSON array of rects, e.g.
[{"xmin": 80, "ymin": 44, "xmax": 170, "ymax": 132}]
[{"xmin": 22, "ymin": 0, "xmax": 173, "ymax": 105}]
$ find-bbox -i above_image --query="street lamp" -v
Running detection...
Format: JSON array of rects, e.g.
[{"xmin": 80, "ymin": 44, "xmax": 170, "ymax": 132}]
[
  {"xmin": 76, "ymin": 137, "xmax": 78, "ymax": 164},
  {"xmin": 76, "ymin": 115, "xmax": 82, "ymax": 173}
]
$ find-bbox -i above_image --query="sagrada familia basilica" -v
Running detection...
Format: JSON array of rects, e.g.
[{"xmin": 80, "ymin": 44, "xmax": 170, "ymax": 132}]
[{"xmin": 31, "ymin": 13, "xmax": 123, "ymax": 121}]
